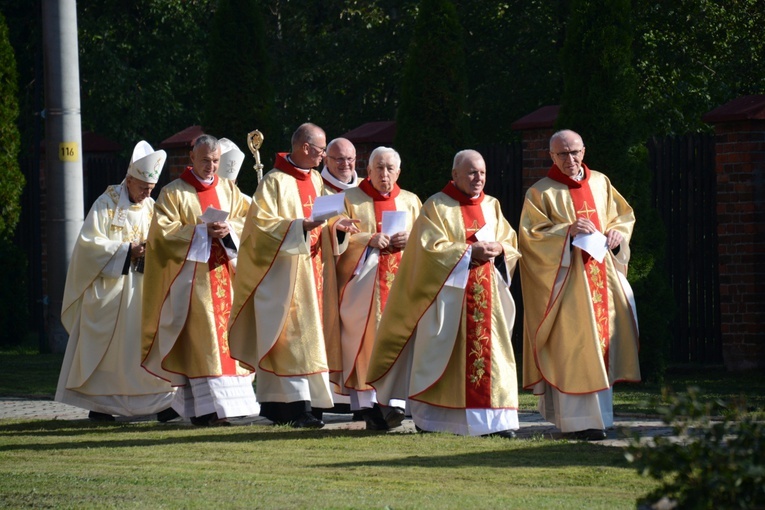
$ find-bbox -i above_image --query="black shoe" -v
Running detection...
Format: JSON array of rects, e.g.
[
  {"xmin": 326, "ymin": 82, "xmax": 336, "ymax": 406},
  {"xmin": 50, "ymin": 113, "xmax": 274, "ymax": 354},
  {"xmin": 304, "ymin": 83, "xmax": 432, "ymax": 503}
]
[
  {"xmin": 483, "ymin": 429, "xmax": 517, "ymax": 439},
  {"xmin": 361, "ymin": 407, "xmax": 389, "ymax": 431},
  {"xmin": 157, "ymin": 408, "xmax": 180, "ymax": 423},
  {"xmin": 191, "ymin": 412, "xmax": 231, "ymax": 427},
  {"xmin": 564, "ymin": 428, "xmax": 607, "ymax": 441},
  {"xmin": 382, "ymin": 406, "xmax": 406, "ymax": 429},
  {"xmin": 292, "ymin": 412, "xmax": 325, "ymax": 429},
  {"xmin": 88, "ymin": 411, "xmax": 115, "ymax": 422}
]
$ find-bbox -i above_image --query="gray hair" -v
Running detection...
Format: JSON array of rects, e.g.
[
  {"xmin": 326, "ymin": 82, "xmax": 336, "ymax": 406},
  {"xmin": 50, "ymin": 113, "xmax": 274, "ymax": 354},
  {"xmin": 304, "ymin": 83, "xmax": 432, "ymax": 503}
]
[
  {"xmin": 452, "ymin": 149, "xmax": 482, "ymax": 170},
  {"xmin": 193, "ymin": 134, "xmax": 220, "ymax": 152},
  {"xmin": 368, "ymin": 146, "xmax": 401, "ymax": 170}
]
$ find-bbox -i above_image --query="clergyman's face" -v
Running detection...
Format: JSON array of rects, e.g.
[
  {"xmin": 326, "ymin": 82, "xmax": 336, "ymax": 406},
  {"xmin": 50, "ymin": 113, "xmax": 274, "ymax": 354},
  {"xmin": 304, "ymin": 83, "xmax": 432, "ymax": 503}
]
[
  {"xmin": 368, "ymin": 152, "xmax": 400, "ymax": 194},
  {"xmin": 190, "ymin": 144, "xmax": 221, "ymax": 180},
  {"xmin": 549, "ymin": 134, "xmax": 585, "ymax": 178},
  {"xmin": 303, "ymin": 132, "xmax": 327, "ymax": 169},
  {"xmin": 125, "ymin": 175, "xmax": 155, "ymax": 203},
  {"xmin": 452, "ymin": 155, "xmax": 486, "ymax": 197},
  {"xmin": 325, "ymin": 142, "xmax": 356, "ymax": 183}
]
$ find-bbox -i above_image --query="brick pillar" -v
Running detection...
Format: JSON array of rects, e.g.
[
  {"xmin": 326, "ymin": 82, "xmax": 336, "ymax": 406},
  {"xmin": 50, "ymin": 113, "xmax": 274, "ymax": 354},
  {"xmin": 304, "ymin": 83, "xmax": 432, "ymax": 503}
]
[
  {"xmin": 702, "ymin": 96, "xmax": 765, "ymax": 371},
  {"xmin": 158, "ymin": 125, "xmax": 204, "ymax": 182},
  {"xmin": 510, "ymin": 105, "xmax": 560, "ymax": 191}
]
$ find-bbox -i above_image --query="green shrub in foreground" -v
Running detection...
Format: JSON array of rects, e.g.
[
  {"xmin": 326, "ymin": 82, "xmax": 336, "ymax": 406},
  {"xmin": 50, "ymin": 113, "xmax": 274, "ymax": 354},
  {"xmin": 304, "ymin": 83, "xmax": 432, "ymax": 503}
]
[{"xmin": 625, "ymin": 386, "xmax": 765, "ymax": 509}]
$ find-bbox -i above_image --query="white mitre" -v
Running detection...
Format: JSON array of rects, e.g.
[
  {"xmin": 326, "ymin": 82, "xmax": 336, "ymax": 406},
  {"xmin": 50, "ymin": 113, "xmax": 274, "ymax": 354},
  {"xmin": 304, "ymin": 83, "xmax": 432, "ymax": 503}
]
[
  {"xmin": 218, "ymin": 137, "xmax": 245, "ymax": 181},
  {"xmin": 127, "ymin": 140, "xmax": 166, "ymax": 183},
  {"xmin": 113, "ymin": 141, "xmax": 166, "ymax": 228}
]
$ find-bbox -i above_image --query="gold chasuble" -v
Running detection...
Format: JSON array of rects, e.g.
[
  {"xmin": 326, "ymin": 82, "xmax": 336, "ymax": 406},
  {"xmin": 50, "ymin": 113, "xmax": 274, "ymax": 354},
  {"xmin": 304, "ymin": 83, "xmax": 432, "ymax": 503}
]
[
  {"xmin": 520, "ymin": 164, "xmax": 640, "ymax": 396},
  {"xmin": 332, "ymin": 179, "xmax": 421, "ymax": 395},
  {"xmin": 141, "ymin": 169, "xmax": 252, "ymax": 384},
  {"xmin": 367, "ymin": 183, "xmax": 520, "ymax": 411},
  {"xmin": 228, "ymin": 153, "xmax": 341, "ymax": 382}
]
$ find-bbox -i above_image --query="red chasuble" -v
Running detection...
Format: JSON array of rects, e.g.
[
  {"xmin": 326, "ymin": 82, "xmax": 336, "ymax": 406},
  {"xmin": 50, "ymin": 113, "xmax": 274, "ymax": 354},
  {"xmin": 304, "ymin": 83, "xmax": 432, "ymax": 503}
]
[
  {"xmin": 358, "ymin": 178, "xmax": 403, "ymax": 309},
  {"xmin": 274, "ymin": 155, "xmax": 325, "ymax": 318},
  {"xmin": 547, "ymin": 164, "xmax": 611, "ymax": 366},
  {"xmin": 180, "ymin": 168, "xmax": 237, "ymax": 374},
  {"xmin": 442, "ymin": 181, "xmax": 493, "ymax": 408}
]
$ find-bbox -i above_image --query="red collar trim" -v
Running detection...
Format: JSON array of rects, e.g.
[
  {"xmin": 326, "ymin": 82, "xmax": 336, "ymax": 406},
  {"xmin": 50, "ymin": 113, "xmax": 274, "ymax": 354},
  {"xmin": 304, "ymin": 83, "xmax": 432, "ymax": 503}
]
[
  {"xmin": 547, "ymin": 163, "xmax": 591, "ymax": 188},
  {"xmin": 359, "ymin": 177, "xmax": 400, "ymax": 201},
  {"xmin": 274, "ymin": 152, "xmax": 311, "ymax": 181},
  {"xmin": 181, "ymin": 167, "xmax": 218, "ymax": 191},
  {"xmin": 441, "ymin": 181, "xmax": 484, "ymax": 205}
]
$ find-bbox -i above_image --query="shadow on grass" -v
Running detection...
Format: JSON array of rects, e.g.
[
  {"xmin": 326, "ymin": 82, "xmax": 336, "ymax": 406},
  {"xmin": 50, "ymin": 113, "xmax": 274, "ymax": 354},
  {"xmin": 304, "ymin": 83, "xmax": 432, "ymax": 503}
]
[{"xmin": 0, "ymin": 419, "xmax": 632, "ymax": 469}]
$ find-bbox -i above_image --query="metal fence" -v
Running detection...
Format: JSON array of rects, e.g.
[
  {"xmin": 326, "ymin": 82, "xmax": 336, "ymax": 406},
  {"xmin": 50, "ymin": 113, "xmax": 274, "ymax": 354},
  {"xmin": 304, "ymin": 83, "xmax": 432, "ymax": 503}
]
[
  {"xmin": 478, "ymin": 142, "xmax": 525, "ymax": 353},
  {"xmin": 648, "ymin": 133, "xmax": 722, "ymax": 364}
]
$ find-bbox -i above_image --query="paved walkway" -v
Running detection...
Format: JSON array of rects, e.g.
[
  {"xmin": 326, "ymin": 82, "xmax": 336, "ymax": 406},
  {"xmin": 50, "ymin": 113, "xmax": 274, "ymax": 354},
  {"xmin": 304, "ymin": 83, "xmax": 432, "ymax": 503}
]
[{"xmin": 0, "ymin": 397, "xmax": 673, "ymax": 447}]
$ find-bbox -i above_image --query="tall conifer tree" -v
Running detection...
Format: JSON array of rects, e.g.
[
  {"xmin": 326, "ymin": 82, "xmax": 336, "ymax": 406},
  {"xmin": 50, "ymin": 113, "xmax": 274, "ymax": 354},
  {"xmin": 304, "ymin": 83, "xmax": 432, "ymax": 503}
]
[
  {"xmin": 394, "ymin": 0, "xmax": 468, "ymax": 198},
  {"xmin": 0, "ymin": 11, "xmax": 28, "ymax": 345},
  {"xmin": 203, "ymin": 0, "xmax": 277, "ymax": 195}
]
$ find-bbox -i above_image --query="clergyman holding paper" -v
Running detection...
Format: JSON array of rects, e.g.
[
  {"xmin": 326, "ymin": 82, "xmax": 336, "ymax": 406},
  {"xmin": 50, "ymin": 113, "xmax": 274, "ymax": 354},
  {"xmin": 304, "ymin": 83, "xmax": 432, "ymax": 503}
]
[
  {"xmin": 141, "ymin": 134, "xmax": 259, "ymax": 427},
  {"xmin": 519, "ymin": 129, "xmax": 640, "ymax": 441},
  {"xmin": 229, "ymin": 123, "xmax": 359, "ymax": 429}
]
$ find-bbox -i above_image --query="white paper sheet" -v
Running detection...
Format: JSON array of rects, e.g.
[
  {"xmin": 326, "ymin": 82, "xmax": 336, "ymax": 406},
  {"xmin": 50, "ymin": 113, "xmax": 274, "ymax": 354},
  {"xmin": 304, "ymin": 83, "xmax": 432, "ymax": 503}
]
[
  {"xmin": 381, "ymin": 210, "xmax": 407, "ymax": 235},
  {"xmin": 200, "ymin": 206, "xmax": 229, "ymax": 224},
  {"xmin": 310, "ymin": 192, "xmax": 345, "ymax": 222},
  {"xmin": 474, "ymin": 223, "xmax": 495, "ymax": 243},
  {"xmin": 572, "ymin": 231, "xmax": 608, "ymax": 263}
]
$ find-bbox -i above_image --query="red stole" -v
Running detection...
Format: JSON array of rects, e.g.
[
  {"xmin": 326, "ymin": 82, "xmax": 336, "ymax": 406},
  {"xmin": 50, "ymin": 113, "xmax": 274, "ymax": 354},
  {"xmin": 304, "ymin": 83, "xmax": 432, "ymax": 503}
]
[
  {"xmin": 442, "ymin": 181, "xmax": 493, "ymax": 408},
  {"xmin": 548, "ymin": 164, "xmax": 611, "ymax": 365},
  {"xmin": 180, "ymin": 168, "xmax": 236, "ymax": 374},
  {"xmin": 274, "ymin": 153, "xmax": 324, "ymax": 318},
  {"xmin": 359, "ymin": 178, "xmax": 402, "ymax": 309}
]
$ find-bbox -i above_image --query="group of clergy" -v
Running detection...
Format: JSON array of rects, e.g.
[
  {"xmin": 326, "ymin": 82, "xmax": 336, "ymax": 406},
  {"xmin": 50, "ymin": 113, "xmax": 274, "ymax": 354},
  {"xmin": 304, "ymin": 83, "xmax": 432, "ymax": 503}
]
[{"xmin": 56, "ymin": 125, "xmax": 640, "ymax": 441}]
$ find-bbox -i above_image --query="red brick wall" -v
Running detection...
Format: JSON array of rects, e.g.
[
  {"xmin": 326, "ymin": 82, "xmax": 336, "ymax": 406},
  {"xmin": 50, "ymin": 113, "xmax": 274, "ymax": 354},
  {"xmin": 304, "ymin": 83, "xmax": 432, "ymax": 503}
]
[
  {"xmin": 520, "ymin": 128, "xmax": 555, "ymax": 190},
  {"xmin": 712, "ymin": 120, "xmax": 765, "ymax": 371},
  {"xmin": 165, "ymin": 147, "xmax": 190, "ymax": 181}
]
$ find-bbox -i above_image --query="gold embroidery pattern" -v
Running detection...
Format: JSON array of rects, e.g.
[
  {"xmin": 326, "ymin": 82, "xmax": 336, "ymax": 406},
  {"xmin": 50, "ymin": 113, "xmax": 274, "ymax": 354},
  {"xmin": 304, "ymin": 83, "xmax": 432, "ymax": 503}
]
[
  {"xmin": 311, "ymin": 242, "xmax": 324, "ymax": 320},
  {"xmin": 208, "ymin": 243, "xmax": 235, "ymax": 371},
  {"xmin": 586, "ymin": 259, "xmax": 610, "ymax": 357},
  {"xmin": 577, "ymin": 200, "xmax": 597, "ymax": 220},
  {"xmin": 467, "ymin": 266, "xmax": 490, "ymax": 388},
  {"xmin": 381, "ymin": 255, "xmax": 400, "ymax": 290},
  {"xmin": 466, "ymin": 219, "xmax": 481, "ymax": 238}
]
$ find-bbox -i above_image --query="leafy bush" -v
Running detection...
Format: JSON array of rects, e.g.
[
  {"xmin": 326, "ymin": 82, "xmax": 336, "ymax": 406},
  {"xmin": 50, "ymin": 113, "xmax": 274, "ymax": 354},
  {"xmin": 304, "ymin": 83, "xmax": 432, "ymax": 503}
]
[{"xmin": 625, "ymin": 386, "xmax": 765, "ymax": 509}]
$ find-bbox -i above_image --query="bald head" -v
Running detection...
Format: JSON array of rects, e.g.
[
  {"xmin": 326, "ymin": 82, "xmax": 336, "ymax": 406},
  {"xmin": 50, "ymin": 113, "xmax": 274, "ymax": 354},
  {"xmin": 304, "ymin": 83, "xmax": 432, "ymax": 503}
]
[{"xmin": 290, "ymin": 122, "xmax": 326, "ymax": 169}]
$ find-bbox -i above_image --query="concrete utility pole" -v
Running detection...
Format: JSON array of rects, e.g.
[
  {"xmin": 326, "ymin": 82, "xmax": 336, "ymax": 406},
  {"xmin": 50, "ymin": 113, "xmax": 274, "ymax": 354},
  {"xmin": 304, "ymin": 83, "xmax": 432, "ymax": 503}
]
[{"xmin": 42, "ymin": 0, "xmax": 84, "ymax": 353}]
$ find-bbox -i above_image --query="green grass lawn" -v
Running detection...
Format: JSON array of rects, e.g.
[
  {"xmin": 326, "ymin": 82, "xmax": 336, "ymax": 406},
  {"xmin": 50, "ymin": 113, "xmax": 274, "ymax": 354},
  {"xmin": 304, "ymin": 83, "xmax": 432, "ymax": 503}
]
[
  {"xmin": 0, "ymin": 419, "xmax": 658, "ymax": 509},
  {"xmin": 1, "ymin": 348, "xmax": 762, "ymax": 509}
]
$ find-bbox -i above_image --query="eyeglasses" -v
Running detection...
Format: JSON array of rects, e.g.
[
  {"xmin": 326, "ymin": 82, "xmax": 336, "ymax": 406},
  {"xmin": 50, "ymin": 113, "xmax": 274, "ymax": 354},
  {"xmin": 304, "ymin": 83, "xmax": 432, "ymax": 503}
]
[
  {"xmin": 326, "ymin": 155, "xmax": 356, "ymax": 165},
  {"xmin": 552, "ymin": 148, "xmax": 584, "ymax": 158},
  {"xmin": 307, "ymin": 142, "xmax": 326, "ymax": 154}
]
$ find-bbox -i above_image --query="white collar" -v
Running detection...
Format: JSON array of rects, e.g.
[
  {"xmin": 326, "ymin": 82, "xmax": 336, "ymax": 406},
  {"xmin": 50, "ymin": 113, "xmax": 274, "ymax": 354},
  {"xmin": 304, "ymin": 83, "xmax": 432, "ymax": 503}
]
[{"xmin": 320, "ymin": 166, "xmax": 359, "ymax": 190}]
